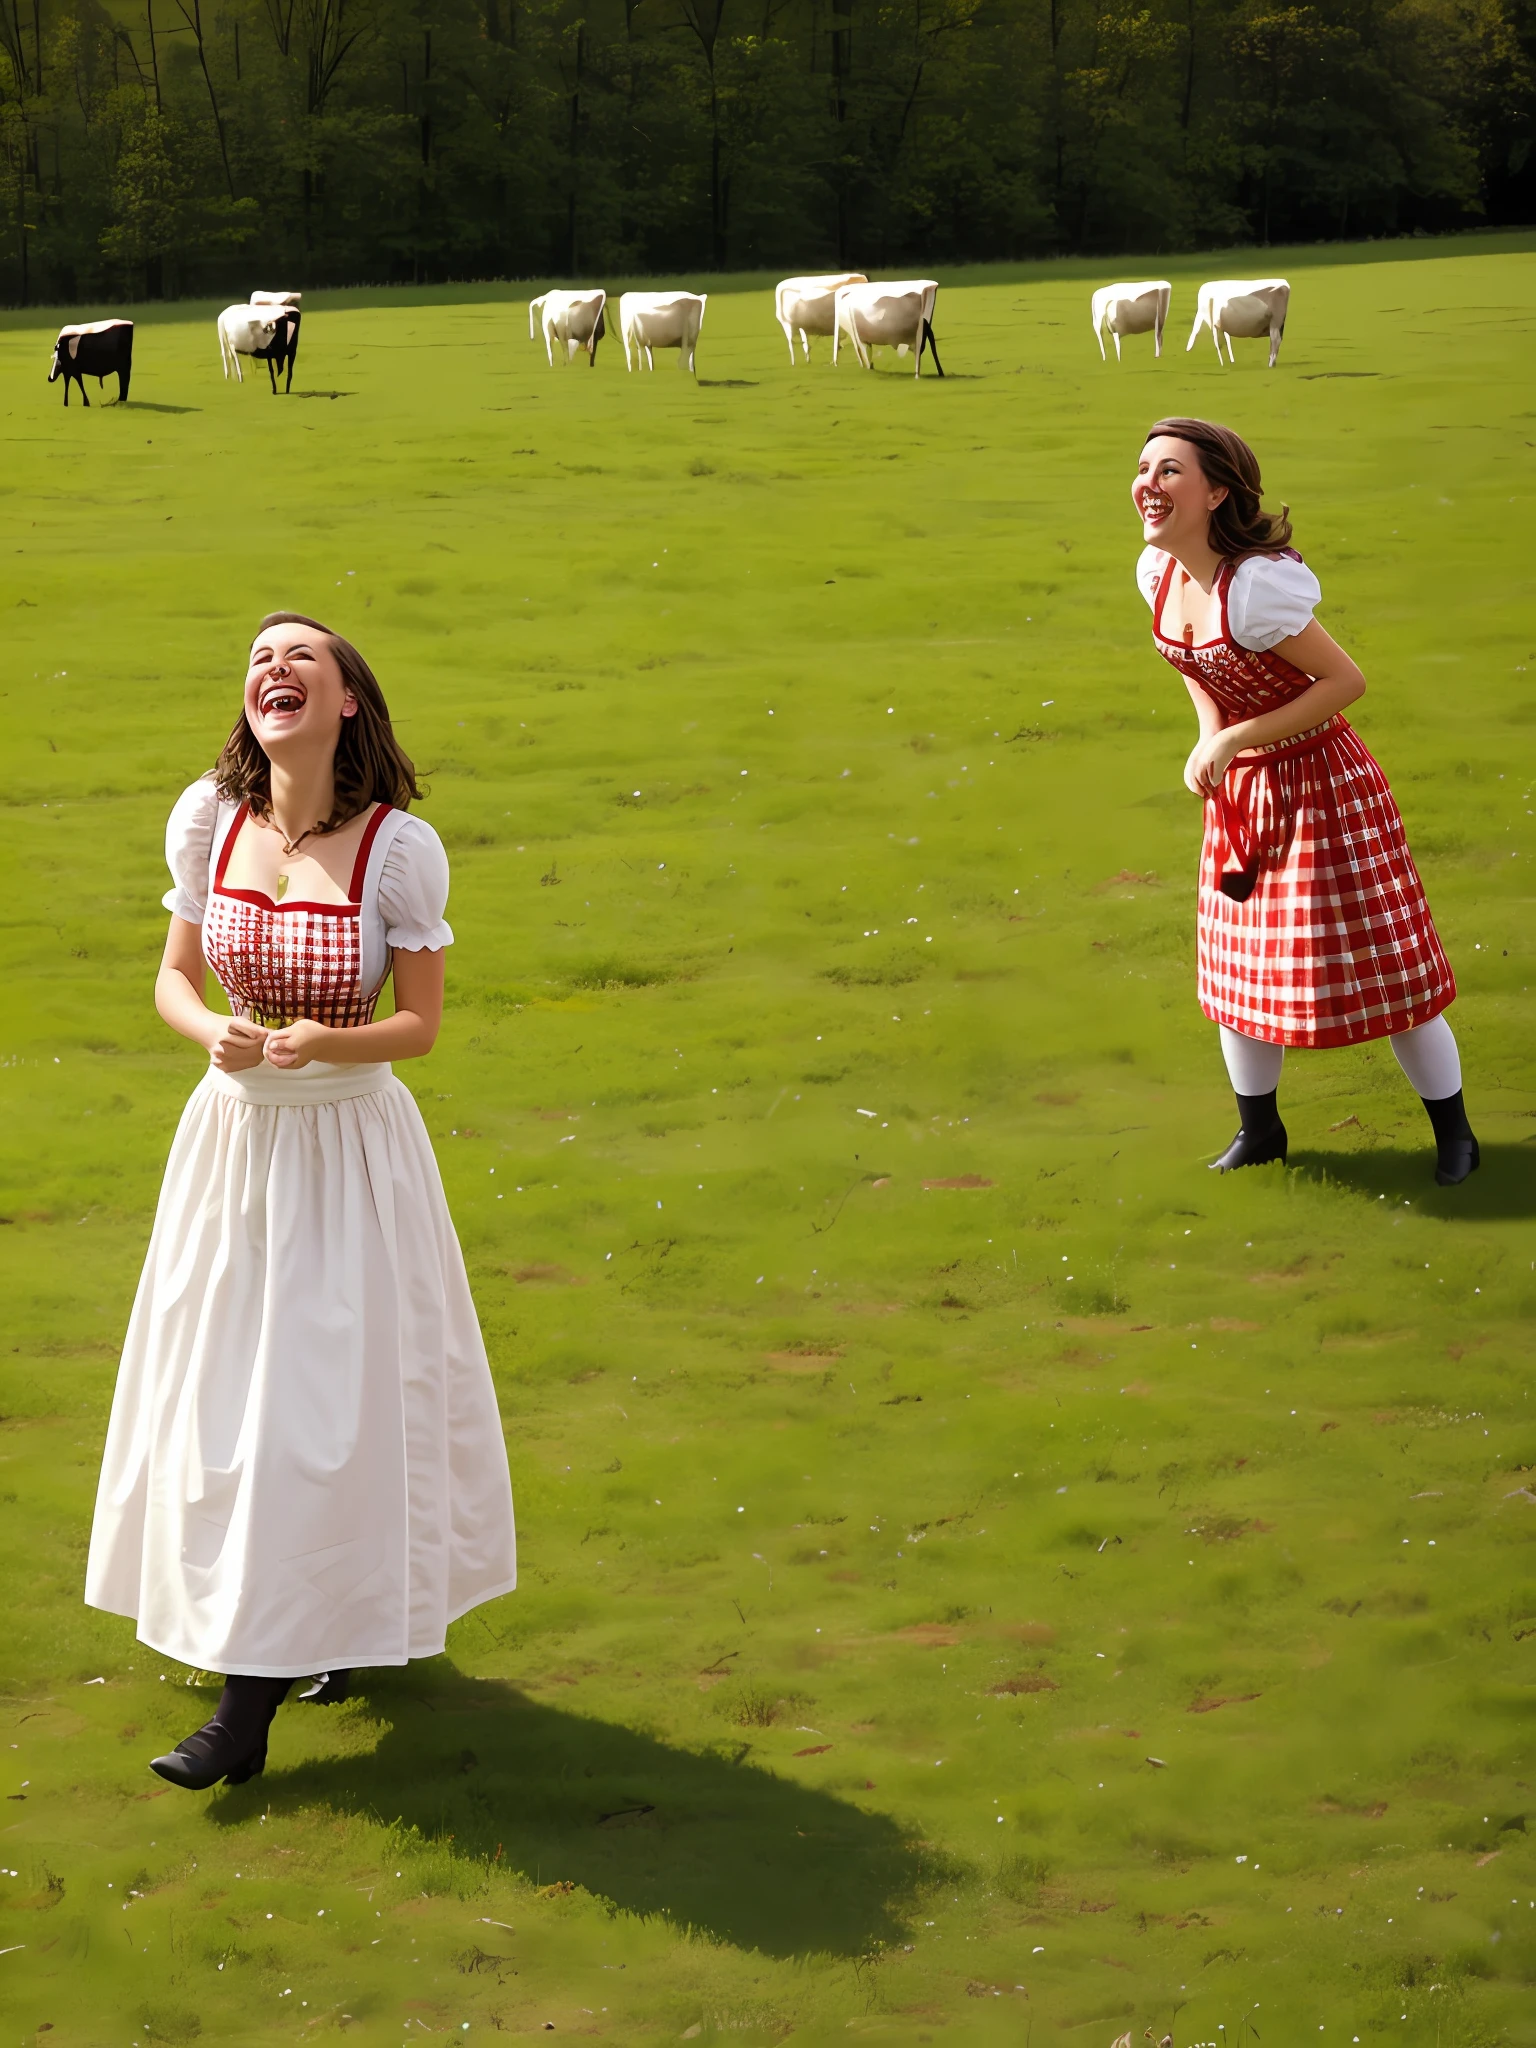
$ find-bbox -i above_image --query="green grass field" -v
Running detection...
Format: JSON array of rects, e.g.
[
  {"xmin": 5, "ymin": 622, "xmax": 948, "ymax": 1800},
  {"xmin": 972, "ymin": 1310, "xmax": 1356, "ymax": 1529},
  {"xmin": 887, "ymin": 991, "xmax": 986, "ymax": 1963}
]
[{"xmin": 1, "ymin": 233, "xmax": 1534, "ymax": 2048}]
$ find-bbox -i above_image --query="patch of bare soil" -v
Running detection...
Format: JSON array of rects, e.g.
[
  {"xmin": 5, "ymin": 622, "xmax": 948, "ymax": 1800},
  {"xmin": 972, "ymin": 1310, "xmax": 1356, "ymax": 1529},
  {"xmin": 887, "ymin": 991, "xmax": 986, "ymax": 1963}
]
[
  {"xmin": 922, "ymin": 1175, "xmax": 995, "ymax": 1189},
  {"xmin": 508, "ymin": 1262, "xmax": 588, "ymax": 1285},
  {"xmin": 766, "ymin": 1349, "xmax": 842, "ymax": 1372},
  {"xmin": 988, "ymin": 1674, "xmax": 1059, "ymax": 1696},
  {"xmin": 1188, "ymin": 1692, "xmax": 1261, "ymax": 1713}
]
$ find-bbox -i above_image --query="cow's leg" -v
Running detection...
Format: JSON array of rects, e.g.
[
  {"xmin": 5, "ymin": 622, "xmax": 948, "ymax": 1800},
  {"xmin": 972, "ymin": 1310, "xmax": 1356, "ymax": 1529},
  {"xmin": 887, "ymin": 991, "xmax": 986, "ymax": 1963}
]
[
  {"xmin": 118, "ymin": 363, "xmax": 131, "ymax": 403},
  {"xmin": 1113, "ymin": 331, "xmax": 1122, "ymax": 361},
  {"xmin": 1210, "ymin": 321, "xmax": 1223, "ymax": 363},
  {"xmin": 78, "ymin": 372, "xmax": 89, "ymax": 406},
  {"xmin": 1095, "ymin": 321, "xmax": 1107, "ymax": 362},
  {"xmin": 1153, "ymin": 312, "xmax": 1163, "ymax": 358},
  {"xmin": 1268, "ymin": 322, "xmax": 1282, "ymax": 368},
  {"xmin": 267, "ymin": 354, "xmax": 279, "ymax": 393},
  {"xmin": 922, "ymin": 320, "xmax": 945, "ymax": 378},
  {"xmin": 1185, "ymin": 310, "xmax": 1205, "ymax": 353},
  {"xmin": 778, "ymin": 317, "xmax": 795, "ymax": 366}
]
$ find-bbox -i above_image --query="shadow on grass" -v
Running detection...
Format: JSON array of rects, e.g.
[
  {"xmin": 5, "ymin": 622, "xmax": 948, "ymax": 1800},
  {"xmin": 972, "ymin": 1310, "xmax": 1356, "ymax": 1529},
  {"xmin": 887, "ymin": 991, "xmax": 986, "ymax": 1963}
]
[
  {"xmin": 208, "ymin": 1663, "xmax": 934, "ymax": 1958},
  {"xmin": 1289, "ymin": 1142, "xmax": 1536, "ymax": 1218},
  {"xmin": 121, "ymin": 400, "xmax": 202, "ymax": 412}
]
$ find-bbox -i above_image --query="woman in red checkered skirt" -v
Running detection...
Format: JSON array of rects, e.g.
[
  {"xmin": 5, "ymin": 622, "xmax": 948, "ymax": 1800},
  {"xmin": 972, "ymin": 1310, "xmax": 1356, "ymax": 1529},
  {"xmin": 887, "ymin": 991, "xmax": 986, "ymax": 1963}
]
[
  {"xmin": 86, "ymin": 614, "xmax": 517, "ymax": 1789},
  {"xmin": 1132, "ymin": 418, "xmax": 1477, "ymax": 1184}
]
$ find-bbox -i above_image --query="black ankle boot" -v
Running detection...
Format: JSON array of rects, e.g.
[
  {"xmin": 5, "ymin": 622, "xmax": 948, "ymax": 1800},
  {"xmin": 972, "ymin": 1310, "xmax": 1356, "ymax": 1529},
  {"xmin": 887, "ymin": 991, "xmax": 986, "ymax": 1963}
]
[
  {"xmin": 1423, "ymin": 1089, "xmax": 1479, "ymax": 1186},
  {"xmin": 1210, "ymin": 1089, "xmax": 1288, "ymax": 1172},
  {"xmin": 296, "ymin": 1670, "xmax": 352, "ymax": 1705},
  {"xmin": 150, "ymin": 1676, "xmax": 291, "ymax": 1790}
]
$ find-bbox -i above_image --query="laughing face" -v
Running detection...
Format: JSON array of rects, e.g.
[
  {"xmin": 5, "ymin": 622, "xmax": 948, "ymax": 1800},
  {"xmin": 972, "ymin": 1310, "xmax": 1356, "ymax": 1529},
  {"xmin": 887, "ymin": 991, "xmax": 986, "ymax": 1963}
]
[
  {"xmin": 243, "ymin": 621, "xmax": 356, "ymax": 757},
  {"xmin": 1132, "ymin": 436, "xmax": 1228, "ymax": 556}
]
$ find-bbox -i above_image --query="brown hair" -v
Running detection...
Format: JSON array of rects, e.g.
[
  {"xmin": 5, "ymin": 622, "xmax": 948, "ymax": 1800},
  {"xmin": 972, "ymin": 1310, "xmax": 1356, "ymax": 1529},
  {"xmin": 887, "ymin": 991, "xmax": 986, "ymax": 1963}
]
[
  {"xmin": 214, "ymin": 612, "xmax": 423, "ymax": 834},
  {"xmin": 1143, "ymin": 417, "xmax": 1293, "ymax": 558}
]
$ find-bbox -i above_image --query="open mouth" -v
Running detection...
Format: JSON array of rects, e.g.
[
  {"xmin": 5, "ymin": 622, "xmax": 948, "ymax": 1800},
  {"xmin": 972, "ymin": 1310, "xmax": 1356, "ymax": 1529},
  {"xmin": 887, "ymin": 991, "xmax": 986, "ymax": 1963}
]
[
  {"xmin": 1139, "ymin": 489, "xmax": 1173, "ymax": 524},
  {"xmin": 259, "ymin": 678, "xmax": 307, "ymax": 717}
]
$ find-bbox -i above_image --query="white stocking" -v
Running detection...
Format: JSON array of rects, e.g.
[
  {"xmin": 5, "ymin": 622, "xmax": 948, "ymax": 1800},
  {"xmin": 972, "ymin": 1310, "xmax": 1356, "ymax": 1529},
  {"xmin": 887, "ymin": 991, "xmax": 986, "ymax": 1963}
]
[
  {"xmin": 1219, "ymin": 1026, "xmax": 1285, "ymax": 1096},
  {"xmin": 1390, "ymin": 1014, "xmax": 1462, "ymax": 1101}
]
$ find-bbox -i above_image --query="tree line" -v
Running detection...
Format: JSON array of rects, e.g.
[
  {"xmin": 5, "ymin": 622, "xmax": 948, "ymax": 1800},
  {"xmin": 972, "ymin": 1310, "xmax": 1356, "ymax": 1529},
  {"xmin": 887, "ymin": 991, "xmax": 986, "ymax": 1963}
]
[{"xmin": 1, "ymin": 0, "xmax": 1531, "ymax": 304}]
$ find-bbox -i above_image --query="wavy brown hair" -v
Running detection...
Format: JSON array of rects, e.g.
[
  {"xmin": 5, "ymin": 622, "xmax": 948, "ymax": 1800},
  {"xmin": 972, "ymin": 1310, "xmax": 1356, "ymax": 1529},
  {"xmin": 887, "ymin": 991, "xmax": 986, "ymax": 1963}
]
[
  {"xmin": 1144, "ymin": 417, "xmax": 1294, "ymax": 558},
  {"xmin": 214, "ymin": 612, "xmax": 423, "ymax": 834}
]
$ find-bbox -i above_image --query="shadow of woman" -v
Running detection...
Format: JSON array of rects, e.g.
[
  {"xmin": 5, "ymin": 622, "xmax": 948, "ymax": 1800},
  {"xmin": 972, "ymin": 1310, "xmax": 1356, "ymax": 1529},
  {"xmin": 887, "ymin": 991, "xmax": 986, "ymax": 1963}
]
[
  {"xmin": 206, "ymin": 1663, "xmax": 934, "ymax": 1959},
  {"xmin": 1287, "ymin": 1142, "xmax": 1536, "ymax": 1219}
]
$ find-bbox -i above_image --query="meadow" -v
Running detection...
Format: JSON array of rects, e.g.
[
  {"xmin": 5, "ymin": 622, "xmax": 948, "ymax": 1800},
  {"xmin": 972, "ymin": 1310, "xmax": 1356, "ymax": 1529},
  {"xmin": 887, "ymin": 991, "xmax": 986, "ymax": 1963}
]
[{"xmin": 0, "ymin": 233, "xmax": 1533, "ymax": 2048}]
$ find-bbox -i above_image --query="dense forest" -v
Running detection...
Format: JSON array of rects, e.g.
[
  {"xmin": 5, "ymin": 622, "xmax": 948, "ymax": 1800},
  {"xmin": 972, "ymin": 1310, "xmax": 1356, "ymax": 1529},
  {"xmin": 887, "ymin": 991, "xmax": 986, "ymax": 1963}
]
[{"xmin": 0, "ymin": 0, "xmax": 1532, "ymax": 301}]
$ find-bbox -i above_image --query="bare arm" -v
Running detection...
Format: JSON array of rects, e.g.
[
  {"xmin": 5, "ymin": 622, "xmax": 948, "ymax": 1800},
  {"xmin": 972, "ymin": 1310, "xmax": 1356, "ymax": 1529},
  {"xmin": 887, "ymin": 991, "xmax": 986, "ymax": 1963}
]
[
  {"xmin": 264, "ymin": 947, "xmax": 444, "ymax": 1069},
  {"xmin": 156, "ymin": 916, "xmax": 270, "ymax": 1071},
  {"xmin": 1185, "ymin": 619, "xmax": 1365, "ymax": 796}
]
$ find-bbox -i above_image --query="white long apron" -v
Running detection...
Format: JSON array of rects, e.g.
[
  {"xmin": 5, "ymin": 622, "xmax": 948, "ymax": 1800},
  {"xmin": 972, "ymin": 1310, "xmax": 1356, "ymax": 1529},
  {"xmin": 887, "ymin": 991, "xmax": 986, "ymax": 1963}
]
[{"xmin": 85, "ymin": 1058, "xmax": 517, "ymax": 1677}]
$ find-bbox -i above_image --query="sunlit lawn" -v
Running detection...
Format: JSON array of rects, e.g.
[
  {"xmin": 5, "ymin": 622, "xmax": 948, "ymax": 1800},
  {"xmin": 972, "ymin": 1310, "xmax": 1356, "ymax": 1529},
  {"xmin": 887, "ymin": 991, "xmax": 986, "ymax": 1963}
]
[{"xmin": 1, "ymin": 231, "xmax": 1534, "ymax": 2046}]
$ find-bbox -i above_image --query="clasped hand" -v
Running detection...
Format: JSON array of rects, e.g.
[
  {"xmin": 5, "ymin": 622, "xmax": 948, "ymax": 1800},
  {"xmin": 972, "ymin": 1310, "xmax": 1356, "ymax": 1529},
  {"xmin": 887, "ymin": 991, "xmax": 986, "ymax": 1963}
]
[
  {"xmin": 1184, "ymin": 728, "xmax": 1243, "ymax": 798},
  {"xmin": 206, "ymin": 1016, "xmax": 328, "ymax": 1071}
]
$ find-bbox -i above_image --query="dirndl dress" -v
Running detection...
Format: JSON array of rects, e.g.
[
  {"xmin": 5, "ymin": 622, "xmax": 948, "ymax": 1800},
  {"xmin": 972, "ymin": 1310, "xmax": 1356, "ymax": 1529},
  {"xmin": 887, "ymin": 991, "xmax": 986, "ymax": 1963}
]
[
  {"xmin": 1137, "ymin": 546, "xmax": 1456, "ymax": 1049},
  {"xmin": 85, "ymin": 777, "xmax": 517, "ymax": 1678}
]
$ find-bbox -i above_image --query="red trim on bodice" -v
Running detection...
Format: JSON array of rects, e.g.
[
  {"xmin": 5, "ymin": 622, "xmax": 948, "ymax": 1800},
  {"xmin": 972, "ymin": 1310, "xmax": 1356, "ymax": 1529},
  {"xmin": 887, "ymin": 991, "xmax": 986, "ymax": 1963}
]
[{"xmin": 203, "ymin": 803, "xmax": 392, "ymax": 1029}]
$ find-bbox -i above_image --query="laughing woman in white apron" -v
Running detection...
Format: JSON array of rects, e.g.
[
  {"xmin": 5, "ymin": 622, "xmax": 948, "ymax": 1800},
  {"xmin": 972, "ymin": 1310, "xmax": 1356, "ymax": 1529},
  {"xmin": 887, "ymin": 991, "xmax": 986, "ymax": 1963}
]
[{"xmin": 86, "ymin": 613, "xmax": 517, "ymax": 1790}]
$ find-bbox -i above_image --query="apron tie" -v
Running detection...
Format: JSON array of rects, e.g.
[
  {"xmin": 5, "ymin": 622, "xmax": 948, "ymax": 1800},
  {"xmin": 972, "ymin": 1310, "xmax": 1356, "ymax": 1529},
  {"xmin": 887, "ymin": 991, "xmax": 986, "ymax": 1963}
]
[{"xmin": 1209, "ymin": 722, "xmax": 1339, "ymax": 902}]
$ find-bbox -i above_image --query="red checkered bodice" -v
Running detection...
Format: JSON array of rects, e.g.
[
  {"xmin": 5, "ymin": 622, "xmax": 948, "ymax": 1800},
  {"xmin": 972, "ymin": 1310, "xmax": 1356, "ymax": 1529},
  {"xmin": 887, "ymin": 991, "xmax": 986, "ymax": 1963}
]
[
  {"xmin": 203, "ymin": 803, "xmax": 393, "ymax": 1029},
  {"xmin": 1150, "ymin": 549, "xmax": 1320, "ymax": 716}
]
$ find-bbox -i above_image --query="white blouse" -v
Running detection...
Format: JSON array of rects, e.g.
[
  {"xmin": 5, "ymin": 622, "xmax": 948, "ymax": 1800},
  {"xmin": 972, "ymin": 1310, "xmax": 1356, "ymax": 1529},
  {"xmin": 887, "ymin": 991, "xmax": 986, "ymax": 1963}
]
[
  {"xmin": 162, "ymin": 775, "xmax": 454, "ymax": 996},
  {"xmin": 1135, "ymin": 547, "xmax": 1321, "ymax": 652}
]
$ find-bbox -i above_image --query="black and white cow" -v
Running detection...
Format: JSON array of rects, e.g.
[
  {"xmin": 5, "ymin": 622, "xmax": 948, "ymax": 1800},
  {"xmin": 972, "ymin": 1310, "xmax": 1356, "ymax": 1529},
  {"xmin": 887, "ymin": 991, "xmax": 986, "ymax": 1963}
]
[
  {"xmin": 49, "ymin": 320, "xmax": 133, "ymax": 405},
  {"xmin": 250, "ymin": 306, "xmax": 301, "ymax": 393}
]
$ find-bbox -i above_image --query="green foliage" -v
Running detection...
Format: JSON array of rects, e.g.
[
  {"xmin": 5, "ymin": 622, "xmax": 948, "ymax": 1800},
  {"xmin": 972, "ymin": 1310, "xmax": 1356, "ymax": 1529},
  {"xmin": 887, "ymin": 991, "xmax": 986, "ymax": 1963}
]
[
  {"xmin": 0, "ymin": 0, "xmax": 1532, "ymax": 300},
  {"xmin": 0, "ymin": 242, "xmax": 1534, "ymax": 2039}
]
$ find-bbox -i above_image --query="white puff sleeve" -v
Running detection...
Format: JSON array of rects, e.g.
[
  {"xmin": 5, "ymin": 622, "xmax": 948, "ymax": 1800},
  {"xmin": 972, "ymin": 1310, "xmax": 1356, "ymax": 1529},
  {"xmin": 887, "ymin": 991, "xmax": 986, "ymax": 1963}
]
[
  {"xmin": 1135, "ymin": 545, "xmax": 1166, "ymax": 611},
  {"xmin": 1227, "ymin": 554, "xmax": 1322, "ymax": 652},
  {"xmin": 378, "ymin": 815, "xmax": 454, "ymax": 951},
  {"xmin": 162, "ymin": 775, "xmax": 220, "ymax": 924}
]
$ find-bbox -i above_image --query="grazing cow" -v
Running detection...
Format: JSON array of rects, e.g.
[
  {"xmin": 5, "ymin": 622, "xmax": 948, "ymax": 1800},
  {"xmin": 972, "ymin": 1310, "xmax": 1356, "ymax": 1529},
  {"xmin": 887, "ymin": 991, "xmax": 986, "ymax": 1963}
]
[
  {"xmin": 1090, "ymin": 279, "xmax": 1172, "ymax": 361},
  {"xmin": 617, "ymin": 291, "xmax": 707, "ymax": 373},
  {"xmin": 831, "ymin": 280, "xmax": 943, "ymax": 377},
  {"xmin": 248, "ymin": 306, "xmax": 301, "ymax": 393},
  {"xmin": 774, "ymin": 272, "xmax": 868, "ymax": 363},
  {"xmin": 528, "ymin": 288, "xmax": 608, "ymax": 368},
  {"xmin": 1187, "ymin": 278, "xmax": 1290, "ymax": 368},
  {"xmin": 48, "ymin": 319, "xmax": 133, "ymax": 405},
  {"xmin": 218, "ymin": 304, "xmax": 282, "ymax": 384},
  {"xmin": 250, "ymin": 290, "xmax": 302, "ymax": 308}
]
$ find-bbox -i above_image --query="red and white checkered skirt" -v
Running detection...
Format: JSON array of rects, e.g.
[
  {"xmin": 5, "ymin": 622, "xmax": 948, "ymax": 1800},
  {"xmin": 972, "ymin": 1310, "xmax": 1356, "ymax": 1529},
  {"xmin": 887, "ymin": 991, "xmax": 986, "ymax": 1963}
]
[
  {"xmin": 1195, "ymin": 718, "xmax": 1454, "ymax": 1047},
  {"xmin": 1153, "ymin": 555, "xmax": 1455, "ymax": 1049}
]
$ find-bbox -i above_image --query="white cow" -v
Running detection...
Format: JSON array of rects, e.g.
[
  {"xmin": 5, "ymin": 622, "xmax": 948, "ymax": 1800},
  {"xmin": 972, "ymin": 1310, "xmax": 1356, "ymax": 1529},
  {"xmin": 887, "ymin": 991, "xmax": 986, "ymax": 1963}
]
[
  {"xmin": 1187, "ymin": 278, "xmax": 1291, "ymax": 368},
  {"xmin": 218, "ymin": 304, "xmax": 282, "ymax": 383},
  {"xmin": 618, "ymin": 291, "xmax": 707, "ymax": 373},
  {"xmin": 774, "ymin": 272, "xmax": 868, "ymax": 363},
  {"xmin": 1090, "ymin": 279, "xmax": 1171, "ymax": 361},
  {"xmin": 250, "ymin": 290, "xmax": 302, "ymax": 308},
  {"xmin": 832, "ymin": 280, "xmax": 942, "ymax": 378},
  {"xmin": 529, "ymin": 288, "xmax": 608, "ymax": 368}
]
